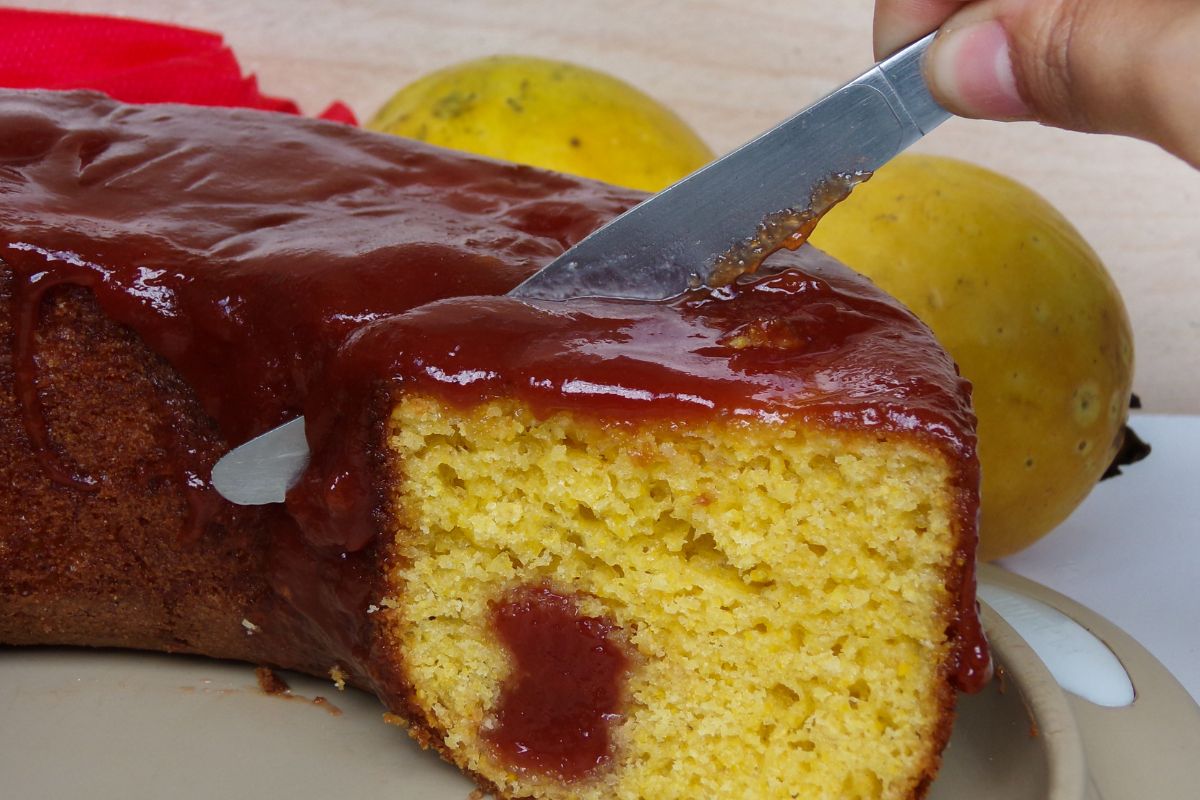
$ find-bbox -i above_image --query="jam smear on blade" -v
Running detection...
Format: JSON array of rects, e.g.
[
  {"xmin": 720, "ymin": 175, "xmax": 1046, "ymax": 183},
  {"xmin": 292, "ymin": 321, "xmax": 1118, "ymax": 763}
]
[
  {"xmin": 485, "ymin": 586, "xmax": 629, "ymax": 781},
  {"xmin": 707, "ymin": 172, "xmax": 867, "ymax": 287}
]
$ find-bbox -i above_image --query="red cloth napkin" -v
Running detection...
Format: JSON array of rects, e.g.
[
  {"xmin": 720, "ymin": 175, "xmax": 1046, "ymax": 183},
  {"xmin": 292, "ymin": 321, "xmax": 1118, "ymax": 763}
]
[{"xmin": 0, "ymin": 7, "xmax": 356, "ymax": 124}]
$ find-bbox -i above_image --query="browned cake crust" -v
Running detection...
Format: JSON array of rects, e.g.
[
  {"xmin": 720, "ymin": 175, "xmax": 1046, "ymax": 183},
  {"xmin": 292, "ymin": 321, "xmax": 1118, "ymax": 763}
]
[{"xmin": 0, "ymin": 280, "xmax": 280, "ymax": 666}]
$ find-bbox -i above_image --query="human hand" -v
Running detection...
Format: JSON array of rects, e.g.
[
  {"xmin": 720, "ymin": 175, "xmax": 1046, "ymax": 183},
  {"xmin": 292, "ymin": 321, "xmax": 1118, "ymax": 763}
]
[{"xmin": 874, "ymin": 0, "xmax": 1200, "ymax": 167}]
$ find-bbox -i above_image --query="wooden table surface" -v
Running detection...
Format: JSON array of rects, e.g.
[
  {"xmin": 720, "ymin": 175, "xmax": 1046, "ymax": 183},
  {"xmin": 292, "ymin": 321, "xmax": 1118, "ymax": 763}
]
[{"xmin": 24, "ymin": 0, "xmax": 1200, "ymax": 413}]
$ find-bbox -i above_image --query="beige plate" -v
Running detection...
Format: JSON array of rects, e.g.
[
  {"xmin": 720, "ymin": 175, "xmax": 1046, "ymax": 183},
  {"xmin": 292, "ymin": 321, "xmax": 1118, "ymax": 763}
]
[{"xmin": 1, "ymin": 565, "xmax": 1198, "ymax": 798}]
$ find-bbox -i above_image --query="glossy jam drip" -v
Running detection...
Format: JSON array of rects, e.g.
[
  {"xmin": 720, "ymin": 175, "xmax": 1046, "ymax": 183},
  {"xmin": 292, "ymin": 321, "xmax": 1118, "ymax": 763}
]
[
  {"xmin": 9, "ymin": 267, "xmax": 101, "ymax": 491},
  {"xmin": 947, "ymin": 557, "xmax": 990, "ymax": 693},
  {"xmin": 484, "ymin": 586, "xmax": 629, "ymax": 781}
]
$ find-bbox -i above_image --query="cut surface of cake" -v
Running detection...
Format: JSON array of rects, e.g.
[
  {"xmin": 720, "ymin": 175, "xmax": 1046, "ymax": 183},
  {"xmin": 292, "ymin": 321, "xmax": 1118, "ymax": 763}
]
[
  {"xmin": 0, "ymin": 89, "xmax": 985, "ymax": 800},
  {"xmin": 364, "ymin": 286, "xmax": 982, "ymax": 799}
]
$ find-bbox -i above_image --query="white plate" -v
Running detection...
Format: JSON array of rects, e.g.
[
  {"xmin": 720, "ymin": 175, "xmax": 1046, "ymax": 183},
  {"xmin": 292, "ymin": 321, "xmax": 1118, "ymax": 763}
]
[{"xmin": 2, "ymin": 566, "xmax": 1197, "ymax": 799}]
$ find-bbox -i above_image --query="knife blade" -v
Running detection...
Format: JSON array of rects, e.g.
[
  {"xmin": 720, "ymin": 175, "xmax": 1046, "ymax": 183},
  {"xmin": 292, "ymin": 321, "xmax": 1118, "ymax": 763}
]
[
  {"xmin": 511, "ymin": 33, "xmax": 946, "ymax": 301},
  {"xmin": 211, "ymin": 33, "xmax": 947, "ymax": 505}
]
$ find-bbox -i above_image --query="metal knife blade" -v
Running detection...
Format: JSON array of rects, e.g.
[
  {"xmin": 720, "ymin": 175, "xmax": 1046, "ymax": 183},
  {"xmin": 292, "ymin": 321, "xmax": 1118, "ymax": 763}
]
[
  {"xmin": 211, "ymin": 33, "xmax": 947, "ymax": 505},
  {"xmin": 211, "ymin": 417, "xmax": 308, "ymax": 506},
  {"xmin": 510, "ymin": 33, "xmax": 946, "ymax": 301}
]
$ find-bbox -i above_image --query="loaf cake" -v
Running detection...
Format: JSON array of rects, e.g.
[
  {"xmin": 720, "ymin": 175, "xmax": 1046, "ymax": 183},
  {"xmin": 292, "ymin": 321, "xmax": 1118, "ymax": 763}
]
[{"xmin": 0, "ymin": 89, "xmax": 986, "ymax": 799}]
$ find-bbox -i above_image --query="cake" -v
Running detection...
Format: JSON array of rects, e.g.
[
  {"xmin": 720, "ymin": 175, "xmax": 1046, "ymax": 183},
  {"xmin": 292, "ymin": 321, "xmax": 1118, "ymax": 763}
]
[{"xmin": 0, "ymin": 90, "xmax": 986, "ymax": 799}]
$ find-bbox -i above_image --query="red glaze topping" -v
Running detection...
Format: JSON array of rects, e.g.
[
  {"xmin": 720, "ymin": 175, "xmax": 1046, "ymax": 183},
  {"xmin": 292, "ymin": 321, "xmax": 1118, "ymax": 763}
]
[
  {"xmin": 485, "ymin": 586, "xmax": 629, "ymax": 781},
  {"xmin": 321, "ymin": 263, "xmax": 974, "ymax": 438},
  {"xmin": 0, "ymin": 89, "xmax": 987, "ymax": 694}
]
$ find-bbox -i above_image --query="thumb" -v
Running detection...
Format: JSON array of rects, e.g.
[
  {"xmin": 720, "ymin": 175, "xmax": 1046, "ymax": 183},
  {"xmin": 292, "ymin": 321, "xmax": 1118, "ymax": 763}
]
[{"xmin": 924, "ymin": 0, "xmax": 1200, "ymax": 167}]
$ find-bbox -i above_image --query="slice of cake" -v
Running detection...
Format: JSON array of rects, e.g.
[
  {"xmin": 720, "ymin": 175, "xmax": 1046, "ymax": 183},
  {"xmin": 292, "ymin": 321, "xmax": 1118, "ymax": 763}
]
[{"xmin": 0, "ymin": 90, "xmax": 984, "ymax": 800}]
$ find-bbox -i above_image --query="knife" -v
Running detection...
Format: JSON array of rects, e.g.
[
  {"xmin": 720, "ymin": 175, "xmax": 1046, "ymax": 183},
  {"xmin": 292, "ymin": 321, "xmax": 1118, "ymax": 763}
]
[{"xmin": 211, "ymin": 33, "xmax": 948, "ymax": 506}]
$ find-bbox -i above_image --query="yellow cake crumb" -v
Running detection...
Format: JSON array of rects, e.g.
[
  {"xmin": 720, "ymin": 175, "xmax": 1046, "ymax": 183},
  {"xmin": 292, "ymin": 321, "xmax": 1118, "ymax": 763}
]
[{"xmin": 382, "ymin": 396, "xmax": 961, "ymax": 800}]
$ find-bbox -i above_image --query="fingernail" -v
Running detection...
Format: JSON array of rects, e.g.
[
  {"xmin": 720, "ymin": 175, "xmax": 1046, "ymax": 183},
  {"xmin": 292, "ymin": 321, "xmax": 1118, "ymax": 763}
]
[{"xmin": 928, "ymin": 19, "xmax": 1031, "ymax": 120}]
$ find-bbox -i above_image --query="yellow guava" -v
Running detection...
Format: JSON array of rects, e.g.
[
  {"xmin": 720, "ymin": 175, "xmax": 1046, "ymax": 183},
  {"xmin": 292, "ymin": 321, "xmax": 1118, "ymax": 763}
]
[
  {"xmin": 368, "ymin": 55, "xmax": 714, "ymax": 192},
  {"xmin": 809, "ymin": 155, "xmax": 1135, "ymax": 560}
]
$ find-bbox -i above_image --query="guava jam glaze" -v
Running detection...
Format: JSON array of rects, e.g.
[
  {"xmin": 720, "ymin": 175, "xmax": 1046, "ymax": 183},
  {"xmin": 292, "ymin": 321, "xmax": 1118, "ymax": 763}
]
[{"xmin": 0, "ymin": 90, "xmax": 987, "ymax": 755}]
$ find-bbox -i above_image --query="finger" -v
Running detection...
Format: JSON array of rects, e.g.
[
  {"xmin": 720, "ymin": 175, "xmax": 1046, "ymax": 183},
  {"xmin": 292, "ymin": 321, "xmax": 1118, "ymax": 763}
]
[
  {"xmin": 922, "ymin": 1, "xmax": 1029, "ymax": 120},
  {"xmin": 873, "ymin": 0, "xmax": 971, "ymax": 59},
  {"xmin": 925, "ymin": 0, "xmax": 1200, "ymax": 166}
]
